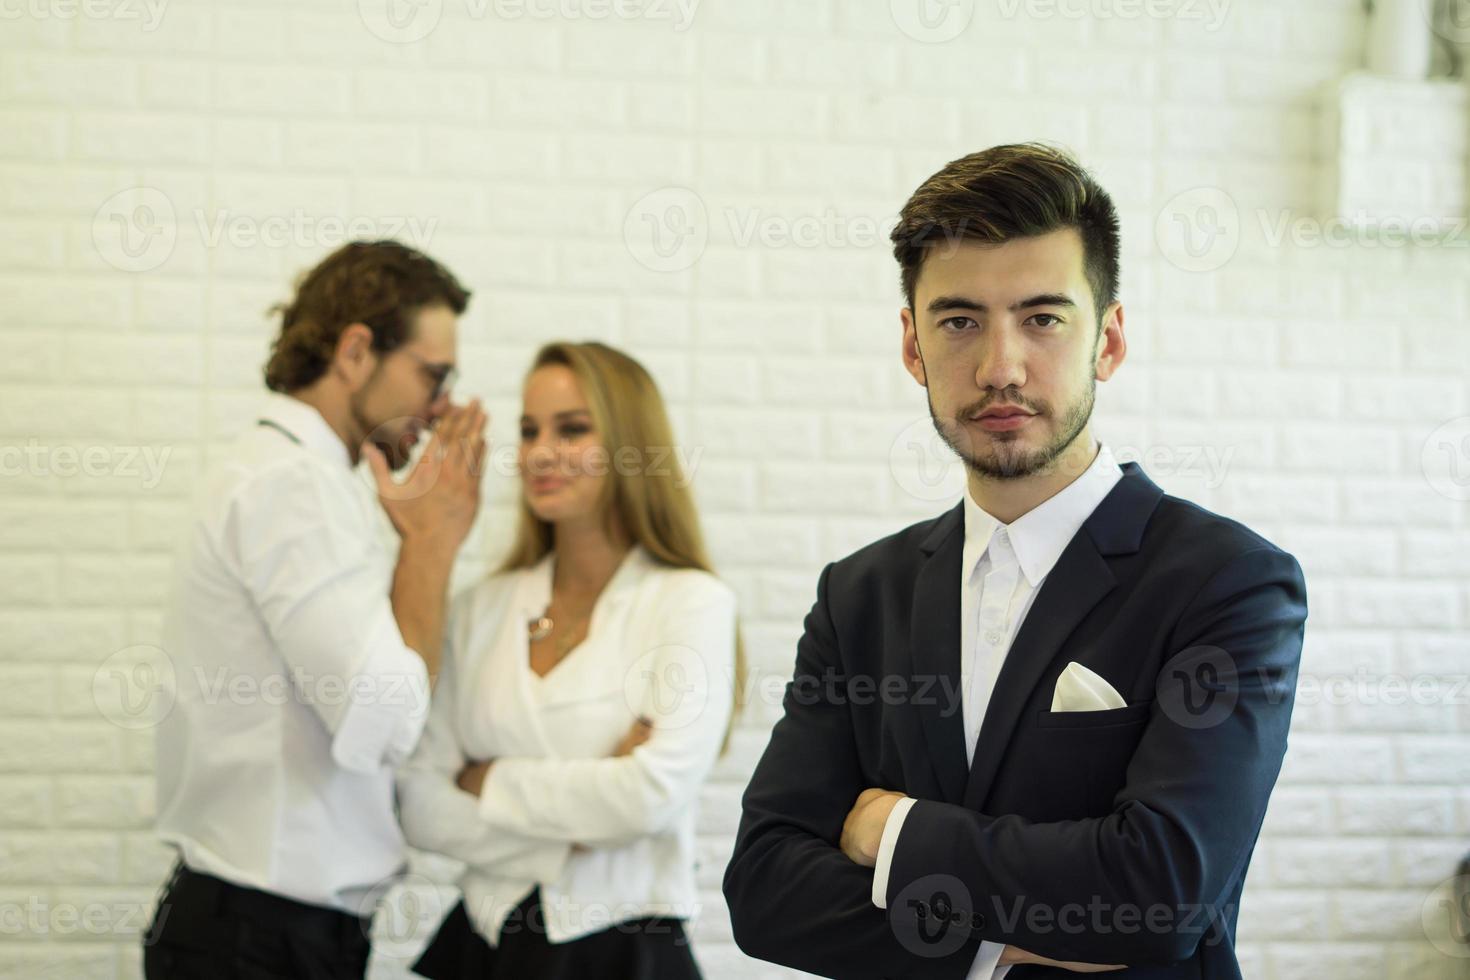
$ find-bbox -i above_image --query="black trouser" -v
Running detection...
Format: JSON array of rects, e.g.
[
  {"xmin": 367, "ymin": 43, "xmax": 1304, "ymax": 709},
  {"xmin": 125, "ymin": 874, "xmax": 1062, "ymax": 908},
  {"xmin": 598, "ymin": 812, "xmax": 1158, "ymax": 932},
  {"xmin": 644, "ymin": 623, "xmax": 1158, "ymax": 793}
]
[
  {"xmin": 143, "ymin": 863, "xmax": 373, "ymax": 980},
  {"xmin": 412, "ymin": 888, "xmax": 702, "ymax": 980}
]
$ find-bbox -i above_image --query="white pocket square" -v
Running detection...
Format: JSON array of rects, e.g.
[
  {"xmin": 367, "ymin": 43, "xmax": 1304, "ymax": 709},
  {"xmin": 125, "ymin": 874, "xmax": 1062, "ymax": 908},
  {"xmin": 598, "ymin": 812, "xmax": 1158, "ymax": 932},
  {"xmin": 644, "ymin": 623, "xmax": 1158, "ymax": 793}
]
[{"xmin": 1050, "ymin": 661, "xmax": 1126, "ymax": 712}]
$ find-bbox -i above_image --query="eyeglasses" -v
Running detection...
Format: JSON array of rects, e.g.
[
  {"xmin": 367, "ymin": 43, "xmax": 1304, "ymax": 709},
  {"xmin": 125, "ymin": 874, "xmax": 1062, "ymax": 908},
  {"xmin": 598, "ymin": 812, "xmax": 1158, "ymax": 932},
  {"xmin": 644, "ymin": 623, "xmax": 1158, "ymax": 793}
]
[{"xmin": 399, "ymin": 349, "xmax": 458, "ymax": 402}]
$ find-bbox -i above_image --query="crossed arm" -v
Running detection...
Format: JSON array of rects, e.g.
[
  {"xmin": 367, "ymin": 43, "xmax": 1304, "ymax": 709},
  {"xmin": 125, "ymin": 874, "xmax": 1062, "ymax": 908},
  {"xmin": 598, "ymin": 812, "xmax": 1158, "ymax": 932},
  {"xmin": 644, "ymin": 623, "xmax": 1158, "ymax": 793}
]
[
  {"xmin": 725, "ymin": 547, "xmax": 1307, "ymax": 977},
  {"xmin": 398, "ymin": 577, "xmax": 737, "ymax": 870}
]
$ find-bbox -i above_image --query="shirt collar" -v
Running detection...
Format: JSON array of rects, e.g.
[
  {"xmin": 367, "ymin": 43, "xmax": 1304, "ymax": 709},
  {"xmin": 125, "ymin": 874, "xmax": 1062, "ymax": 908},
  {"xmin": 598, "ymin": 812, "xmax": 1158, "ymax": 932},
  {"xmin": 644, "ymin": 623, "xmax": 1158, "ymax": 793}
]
[
  {"xmin": 258, "ymin": 391, "xmax": 353, "ymax": 469},
  {"xmin": 962, "ymin": 442, "xmax": 1124, "ymax": 588}
]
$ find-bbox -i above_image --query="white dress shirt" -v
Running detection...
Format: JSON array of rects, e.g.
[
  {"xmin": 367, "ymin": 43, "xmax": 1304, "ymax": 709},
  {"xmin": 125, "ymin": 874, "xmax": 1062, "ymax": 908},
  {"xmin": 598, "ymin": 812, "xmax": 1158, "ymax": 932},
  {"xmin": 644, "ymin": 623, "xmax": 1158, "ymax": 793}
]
[
  {"xmin": 154, "ymin": 392, "xmax": 431, "ymax": 914},
  {"xmin": 397, "ymin": 544, "xmax": 737, "ymax": 946},
  {"xmin": 871, "ymin": 442, "xmax": 1124, "ymax": 978}
]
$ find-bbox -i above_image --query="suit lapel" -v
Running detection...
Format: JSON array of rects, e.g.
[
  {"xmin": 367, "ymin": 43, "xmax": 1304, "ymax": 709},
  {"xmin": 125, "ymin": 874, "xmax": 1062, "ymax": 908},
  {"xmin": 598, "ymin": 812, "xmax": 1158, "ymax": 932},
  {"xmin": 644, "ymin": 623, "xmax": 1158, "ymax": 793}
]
[
  {"xmin": 959, "ymin": 461, "xmax": 1165, "ymax": 811},
  {"xmin": 908, "ymin": 502, "xmax": 970, "ymax": 803}
]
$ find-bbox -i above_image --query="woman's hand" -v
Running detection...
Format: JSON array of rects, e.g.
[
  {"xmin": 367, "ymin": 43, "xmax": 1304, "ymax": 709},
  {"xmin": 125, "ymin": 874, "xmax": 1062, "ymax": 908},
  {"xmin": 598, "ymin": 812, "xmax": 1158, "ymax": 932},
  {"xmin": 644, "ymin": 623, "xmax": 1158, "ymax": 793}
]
[
  {"xmin": 568, "ymin": 718, "xmax": 655, "ymax": 853},
  {"xmin": 611, "ymin": 716, "xmax": 653, "ymax": 757}
]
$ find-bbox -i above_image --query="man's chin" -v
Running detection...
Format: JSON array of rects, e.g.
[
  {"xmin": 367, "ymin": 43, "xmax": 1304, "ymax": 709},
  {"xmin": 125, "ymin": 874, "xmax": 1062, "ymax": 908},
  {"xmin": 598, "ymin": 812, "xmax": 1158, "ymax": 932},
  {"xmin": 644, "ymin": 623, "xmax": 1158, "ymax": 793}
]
[{"xmin": 961, "ymin": 436, "xmax": 1054, "ymax": 480}]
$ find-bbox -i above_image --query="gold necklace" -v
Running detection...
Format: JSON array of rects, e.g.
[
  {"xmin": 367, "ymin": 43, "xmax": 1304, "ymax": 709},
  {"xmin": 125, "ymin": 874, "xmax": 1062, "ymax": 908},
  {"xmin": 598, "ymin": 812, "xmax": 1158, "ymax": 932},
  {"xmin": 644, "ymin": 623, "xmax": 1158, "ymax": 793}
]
[
  {"xmin": 527, "ymin": 605, "xmax": 593, "ymax": 658},
  {"xmin": 529, "ymin": 558, "xmax": 623, "ymax": 656}
]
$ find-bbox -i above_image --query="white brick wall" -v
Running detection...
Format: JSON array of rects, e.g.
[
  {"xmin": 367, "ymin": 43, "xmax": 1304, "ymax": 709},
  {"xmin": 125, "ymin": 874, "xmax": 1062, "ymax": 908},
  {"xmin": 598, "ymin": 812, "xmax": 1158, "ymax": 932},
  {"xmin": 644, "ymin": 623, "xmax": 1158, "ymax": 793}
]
[{"xmin": 2, "ymin": 1, "xmax": 1467, "ymax": 978}]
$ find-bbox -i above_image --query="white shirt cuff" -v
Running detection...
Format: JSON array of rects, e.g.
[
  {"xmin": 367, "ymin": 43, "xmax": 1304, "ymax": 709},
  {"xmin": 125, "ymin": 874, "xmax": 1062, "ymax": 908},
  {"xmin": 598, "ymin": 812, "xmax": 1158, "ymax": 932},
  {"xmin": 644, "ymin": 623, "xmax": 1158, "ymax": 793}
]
[
  {"xmin": 968, "ymin": 940, "xmax": 1013, "ymax": 980},
  {"xmin": 870, "ymin": 795, "xmax": 917, "ymax": 910}
]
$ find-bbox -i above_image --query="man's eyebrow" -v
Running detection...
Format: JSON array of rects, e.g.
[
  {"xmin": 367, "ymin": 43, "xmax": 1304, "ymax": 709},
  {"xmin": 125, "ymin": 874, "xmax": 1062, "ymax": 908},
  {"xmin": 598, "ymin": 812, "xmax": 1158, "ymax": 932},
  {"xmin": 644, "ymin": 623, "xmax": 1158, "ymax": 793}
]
[{"xmin": 926, "ymin": 293, "xmax": 1079, "ymax": 314}]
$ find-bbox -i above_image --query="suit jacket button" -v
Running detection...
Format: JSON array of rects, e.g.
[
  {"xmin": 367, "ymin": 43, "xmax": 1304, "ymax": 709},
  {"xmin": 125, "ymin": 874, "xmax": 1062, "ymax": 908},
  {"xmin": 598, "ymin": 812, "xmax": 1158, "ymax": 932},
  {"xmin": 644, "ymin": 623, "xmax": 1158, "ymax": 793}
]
[
  {"xmin": 971, "ymin": 912, "xmax": 986, "ymax": 929},
  {"xmin": 915, "ymin": 902, "xmax": 928, "ymax": 919}
]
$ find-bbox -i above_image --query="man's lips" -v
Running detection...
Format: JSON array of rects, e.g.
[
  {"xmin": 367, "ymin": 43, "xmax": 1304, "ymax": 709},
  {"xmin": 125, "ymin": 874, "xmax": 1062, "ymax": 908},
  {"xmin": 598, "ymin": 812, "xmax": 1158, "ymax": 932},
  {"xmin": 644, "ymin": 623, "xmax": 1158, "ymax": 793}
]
[
  {"xmin": 969, "ymin": 408, "xmax": 1036, "ymax": 432},
  {"xmin": 972, "ymin": 407, "xmax": 1034, "ymax": 419}
]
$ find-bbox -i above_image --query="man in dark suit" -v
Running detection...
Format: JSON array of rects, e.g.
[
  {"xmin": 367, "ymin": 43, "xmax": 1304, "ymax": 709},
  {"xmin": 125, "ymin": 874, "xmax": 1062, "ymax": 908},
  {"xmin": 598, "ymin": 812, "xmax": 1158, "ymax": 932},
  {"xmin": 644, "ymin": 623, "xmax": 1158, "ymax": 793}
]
[{"xmin": 723, "ymin": 143, "xmax": 1308, "ymax": 979}]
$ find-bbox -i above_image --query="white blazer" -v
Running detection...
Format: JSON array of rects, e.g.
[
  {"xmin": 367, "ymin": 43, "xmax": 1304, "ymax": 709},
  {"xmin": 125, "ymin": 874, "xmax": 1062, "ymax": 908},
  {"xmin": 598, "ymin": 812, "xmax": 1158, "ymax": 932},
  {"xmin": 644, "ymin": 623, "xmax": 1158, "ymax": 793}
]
[{"xmin": 397, "ymin": 544, "xmax": 737, "ymax": 946}]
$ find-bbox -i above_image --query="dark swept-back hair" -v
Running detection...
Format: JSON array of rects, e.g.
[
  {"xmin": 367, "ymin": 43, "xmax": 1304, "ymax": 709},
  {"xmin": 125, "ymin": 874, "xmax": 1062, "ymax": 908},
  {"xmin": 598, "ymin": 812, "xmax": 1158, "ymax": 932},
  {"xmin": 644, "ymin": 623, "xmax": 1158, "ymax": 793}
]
[
  {"xmin": 890, "ymin": 142, "xmax": 1120, "ymax": 326},
  {"xmin": 264, "ymin": 240, "xmax": 470, "ymax": 393}
]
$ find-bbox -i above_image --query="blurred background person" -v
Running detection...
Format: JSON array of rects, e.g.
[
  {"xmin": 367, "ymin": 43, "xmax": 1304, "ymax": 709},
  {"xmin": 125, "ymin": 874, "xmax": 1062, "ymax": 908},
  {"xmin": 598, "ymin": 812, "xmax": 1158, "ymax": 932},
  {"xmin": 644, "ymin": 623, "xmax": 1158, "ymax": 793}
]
[
  {"xmin": 146, "ymin": 242, "xmax": 487, "ymax": 980},
  {"xmin": 398, "ymin": 341, "xmax": 744, "ymax": 980}
]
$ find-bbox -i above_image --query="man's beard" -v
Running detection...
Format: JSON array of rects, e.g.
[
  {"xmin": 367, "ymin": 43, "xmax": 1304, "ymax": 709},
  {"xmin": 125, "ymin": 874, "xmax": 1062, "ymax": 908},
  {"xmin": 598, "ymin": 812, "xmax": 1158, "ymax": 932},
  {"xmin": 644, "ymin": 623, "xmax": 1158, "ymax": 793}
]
[
  {"xmin": 928, "ymin": 374, "xmax": 1094, "ymax": 481},
  {"xmin": 350, "ymin": 382, "xmax": 417, "ymax": 472}
]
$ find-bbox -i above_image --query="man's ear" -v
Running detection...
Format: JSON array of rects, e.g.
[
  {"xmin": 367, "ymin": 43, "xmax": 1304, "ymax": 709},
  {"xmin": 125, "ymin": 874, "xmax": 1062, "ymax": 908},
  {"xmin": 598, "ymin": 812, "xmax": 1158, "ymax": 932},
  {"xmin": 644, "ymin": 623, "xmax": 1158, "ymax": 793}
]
[
  {"xmin": 900, "ymin": 307, "xmax": 927, "ymax": 387},
  {"xmin": 1094, "ymin": 301, "xmax": 1126, "ymax": 383},
  {"xmin": 333, "ymin": 323, "xmax": 378, "ymax": 390}
]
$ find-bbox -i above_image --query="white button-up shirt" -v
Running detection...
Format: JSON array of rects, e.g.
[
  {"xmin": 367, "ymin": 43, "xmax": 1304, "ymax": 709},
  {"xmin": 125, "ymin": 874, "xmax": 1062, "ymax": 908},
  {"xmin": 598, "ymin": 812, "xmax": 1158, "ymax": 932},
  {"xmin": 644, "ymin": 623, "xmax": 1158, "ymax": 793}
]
[
  {"xmin": 154, "ymin": 392, "xmax": 431, "ymax": 914},
  {"xmin": 397, "ymin": 545, "xmax": 737, "ymax": 945},
  {"xmin": 872, "ymin": 442, "xmax": 1124, "ymax": 977}
]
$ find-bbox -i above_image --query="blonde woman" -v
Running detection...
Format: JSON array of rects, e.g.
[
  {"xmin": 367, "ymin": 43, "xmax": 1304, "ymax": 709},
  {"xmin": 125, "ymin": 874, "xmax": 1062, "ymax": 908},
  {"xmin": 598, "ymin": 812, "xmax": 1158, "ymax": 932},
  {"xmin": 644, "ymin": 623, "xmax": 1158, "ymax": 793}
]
[{"xmin": 398, "ymin": 341, "xmax": 743, "ymax": 980}]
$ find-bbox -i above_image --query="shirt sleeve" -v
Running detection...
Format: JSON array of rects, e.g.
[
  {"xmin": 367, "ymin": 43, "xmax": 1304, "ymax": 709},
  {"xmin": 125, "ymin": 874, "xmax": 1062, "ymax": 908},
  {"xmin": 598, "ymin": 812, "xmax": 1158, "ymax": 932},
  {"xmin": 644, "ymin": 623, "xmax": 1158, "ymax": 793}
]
[
  {"xmin": 223, "ymin": 460, "xmax": 430, "ymax": 773},
  {"xmin": 475, "ymin": 574, "xmax": 737, "ymax": 847},
  {"xmin": 395, "ymin": 595, "xmax": 572, "ymax": 882},
  {"xmin": 870, "ymin": 795, "xmax": 916, "ymax": 909},
  {"xmin": 875, "ymin": 797, "xmax": 1012, "ymax": 980},
  {"xmin": 970, "ymin": 943, "xmax": 1013, "ymax": 980}
]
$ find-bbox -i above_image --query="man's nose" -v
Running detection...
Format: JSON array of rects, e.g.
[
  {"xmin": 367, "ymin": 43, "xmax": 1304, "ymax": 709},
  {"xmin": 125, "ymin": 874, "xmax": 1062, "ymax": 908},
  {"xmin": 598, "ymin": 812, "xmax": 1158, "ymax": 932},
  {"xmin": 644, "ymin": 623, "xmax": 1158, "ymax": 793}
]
[{"xmin": 975, "ymin": 324, "xmax": 1027, "ymax": 392}]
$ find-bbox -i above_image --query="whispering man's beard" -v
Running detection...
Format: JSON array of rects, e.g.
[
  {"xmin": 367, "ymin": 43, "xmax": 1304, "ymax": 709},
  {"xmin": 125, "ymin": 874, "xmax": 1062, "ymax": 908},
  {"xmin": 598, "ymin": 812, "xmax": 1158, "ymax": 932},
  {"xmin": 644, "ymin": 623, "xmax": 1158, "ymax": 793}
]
[
  {"xmin": 928, "ymin": 374, "xmax": 1095, "ymax": 481},
  {"xmin": 350, "ymin": 386, "xmax": 417, "ymax": 472}
]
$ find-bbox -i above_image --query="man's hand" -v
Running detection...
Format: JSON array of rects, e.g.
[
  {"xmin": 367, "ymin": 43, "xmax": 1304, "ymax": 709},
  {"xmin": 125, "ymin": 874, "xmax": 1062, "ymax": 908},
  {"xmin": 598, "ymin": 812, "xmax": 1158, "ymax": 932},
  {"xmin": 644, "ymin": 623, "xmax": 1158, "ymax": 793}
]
[
  {"xmin": 366, "ymin": 399, "xmax": 488, "ymax": 556},
  {"xmin": 1000, "ymin": 945, "xmax": 1126, "ymax": 972},
  {"xmin": 839, "ymin": 788, "xmax": 905, "ymax": 867},
  {"xmin": 840, "ymin": 794, "xmax": 1126, "ymax": 972},
  {"xmin": 369, "ymin": 400, "xmax": 488, "ymax": 683},
  {"xmin": 456, "ymin": 759, "xmax": 492, "ymax": 797}
]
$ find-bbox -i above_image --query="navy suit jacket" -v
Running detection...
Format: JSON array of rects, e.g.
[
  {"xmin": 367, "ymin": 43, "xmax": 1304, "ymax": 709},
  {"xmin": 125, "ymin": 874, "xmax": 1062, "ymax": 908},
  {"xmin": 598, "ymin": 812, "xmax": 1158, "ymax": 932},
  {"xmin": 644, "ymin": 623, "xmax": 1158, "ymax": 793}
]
[{"xmin": 723, "ymin": 461, "xmax": 1308, "ymax": 979}]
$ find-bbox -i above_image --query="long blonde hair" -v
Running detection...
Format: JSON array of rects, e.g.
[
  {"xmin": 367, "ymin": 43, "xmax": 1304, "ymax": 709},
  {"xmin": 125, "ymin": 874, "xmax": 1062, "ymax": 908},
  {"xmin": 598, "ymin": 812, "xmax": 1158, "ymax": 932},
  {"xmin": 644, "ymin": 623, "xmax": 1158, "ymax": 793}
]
[{"xmin": 499, "ymin": 341, "xmax": 746, "ymax": 753}]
